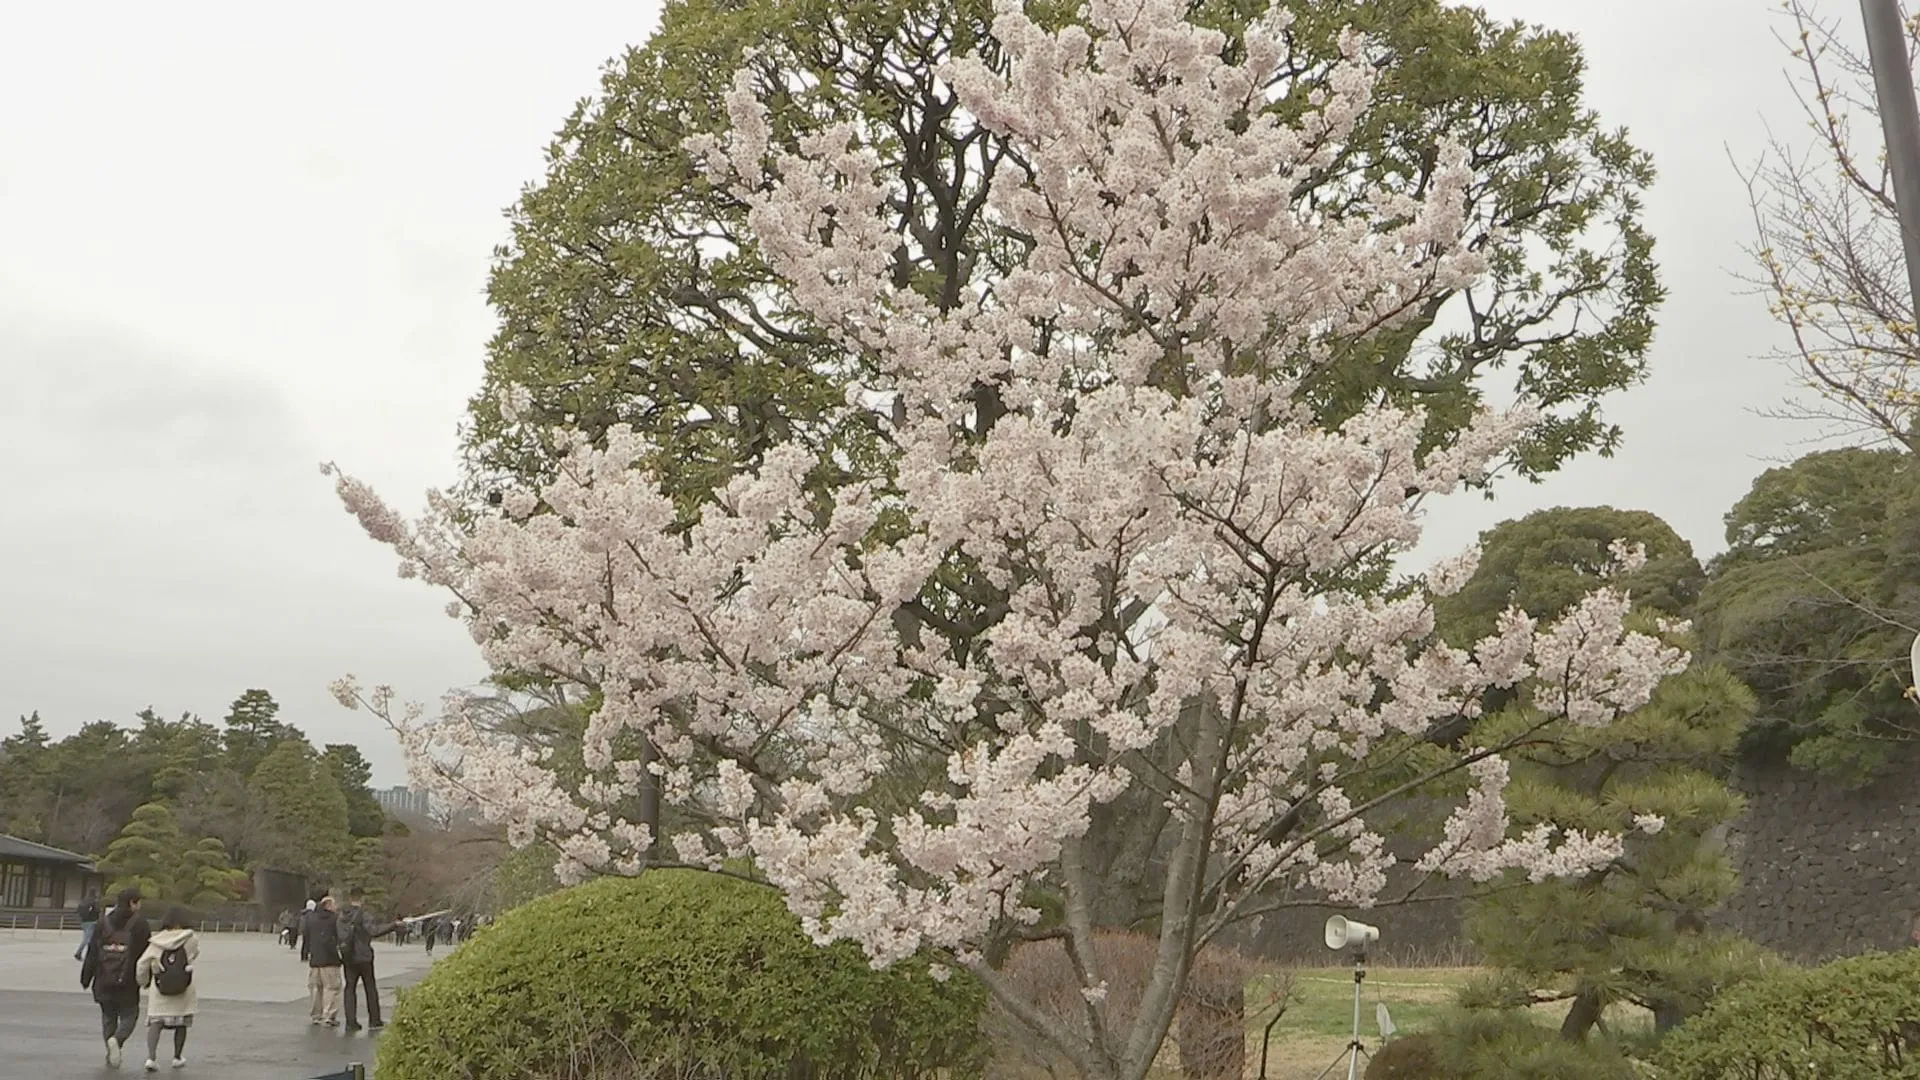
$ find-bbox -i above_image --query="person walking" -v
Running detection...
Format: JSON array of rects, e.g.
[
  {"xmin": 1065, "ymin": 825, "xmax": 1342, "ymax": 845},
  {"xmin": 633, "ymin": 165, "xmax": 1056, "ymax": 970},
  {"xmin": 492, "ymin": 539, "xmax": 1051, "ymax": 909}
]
[
  {"xmin": 292, "ymin": 897, "xmax": 314, "ymax": 952},
  {"xmin": 422, "ymin": 917, "xmax": 436, "ymax": 957},
  {"xmin": 299, "ymin": 895, "xmax": 344, "ymax": 1027},
  {"xmin": 135, "ymin": 907, "xmax": 198, "ymax": 1071},
  {"xmin": 74, "ymin": 888, "xmax": 102, "ymax": 962},
  {"xmin": 337, "ymin": 887, "xmax": 396, "ymax": 1032},
  {"xmin": 80, "ymin": 887, "xmax": 150, "ymax": 1068}
]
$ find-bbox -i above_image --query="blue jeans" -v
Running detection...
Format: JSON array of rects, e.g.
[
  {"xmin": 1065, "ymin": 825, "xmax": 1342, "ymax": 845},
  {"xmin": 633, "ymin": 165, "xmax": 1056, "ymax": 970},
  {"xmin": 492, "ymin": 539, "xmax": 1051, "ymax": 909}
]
[{"xmin": 75, "ymin": 920, "xmax": 95, "ymax": 961}]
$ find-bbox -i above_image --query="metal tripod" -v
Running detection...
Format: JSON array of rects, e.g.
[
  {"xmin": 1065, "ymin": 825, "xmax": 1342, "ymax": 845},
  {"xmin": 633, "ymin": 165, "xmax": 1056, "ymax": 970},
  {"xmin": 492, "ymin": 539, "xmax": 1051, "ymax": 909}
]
[{"xmin": 1311, "ymin": 952, "xmax": 1369, "ymax": 1080}]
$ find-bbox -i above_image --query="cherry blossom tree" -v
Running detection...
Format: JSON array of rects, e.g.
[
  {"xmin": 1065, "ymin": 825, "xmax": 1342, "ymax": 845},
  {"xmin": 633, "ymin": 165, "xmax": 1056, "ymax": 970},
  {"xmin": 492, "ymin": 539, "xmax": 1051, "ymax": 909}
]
[{"xmin": 327, "ymin": 0, "xmax": 1683, "ymax": 1075}]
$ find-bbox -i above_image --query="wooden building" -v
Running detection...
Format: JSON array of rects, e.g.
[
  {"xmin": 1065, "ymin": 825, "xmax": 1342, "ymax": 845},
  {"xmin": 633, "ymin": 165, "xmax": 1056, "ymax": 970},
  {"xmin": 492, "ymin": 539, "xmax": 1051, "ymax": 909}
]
[{"xmin": 0, "ymin": 833, "xmax": 101, "ymax": 910}]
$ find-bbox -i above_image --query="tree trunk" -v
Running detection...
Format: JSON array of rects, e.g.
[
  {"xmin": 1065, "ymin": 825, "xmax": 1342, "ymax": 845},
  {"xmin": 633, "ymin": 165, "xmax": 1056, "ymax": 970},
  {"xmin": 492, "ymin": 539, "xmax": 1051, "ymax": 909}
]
[{"xmin": 1559, "ymin": 989, "xmax": 1604, "ymax": 1041}]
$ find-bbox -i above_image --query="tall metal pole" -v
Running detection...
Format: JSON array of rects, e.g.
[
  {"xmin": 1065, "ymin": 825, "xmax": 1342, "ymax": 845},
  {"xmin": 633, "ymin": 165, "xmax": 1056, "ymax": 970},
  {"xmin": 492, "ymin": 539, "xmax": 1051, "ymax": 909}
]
[{"xmin": 1861, "ymin": 0, "xmax": 1920, "ymax": 311}]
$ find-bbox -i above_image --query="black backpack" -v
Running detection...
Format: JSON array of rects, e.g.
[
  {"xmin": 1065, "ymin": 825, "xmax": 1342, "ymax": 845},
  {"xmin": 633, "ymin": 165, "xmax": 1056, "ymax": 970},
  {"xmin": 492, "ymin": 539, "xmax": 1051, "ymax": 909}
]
[
  {"xmin": 153, "ymin": 944, "xmax": 192, "ymax": 996},
  {"xmin": 336, "ymin": 910, "xmax": 359, "ymax": 965},
  {"xmin": 95, "ymin": 921, "xmax": 136, "ymax": 989}
]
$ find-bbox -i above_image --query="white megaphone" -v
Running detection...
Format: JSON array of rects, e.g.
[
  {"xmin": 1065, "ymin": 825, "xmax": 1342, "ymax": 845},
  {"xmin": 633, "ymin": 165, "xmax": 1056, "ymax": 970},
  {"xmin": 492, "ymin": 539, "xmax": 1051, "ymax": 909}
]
[{"xmin": 1323, "ymin": 914, "xmax": 1379, "ymax": 952}]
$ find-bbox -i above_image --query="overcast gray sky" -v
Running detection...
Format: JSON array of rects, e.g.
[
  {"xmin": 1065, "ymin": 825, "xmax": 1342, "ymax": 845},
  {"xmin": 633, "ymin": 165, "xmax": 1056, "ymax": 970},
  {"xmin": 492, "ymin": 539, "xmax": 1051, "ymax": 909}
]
[{"xmin": 0, "ymin": 0, "xmax": 1822, "ymax": 786}]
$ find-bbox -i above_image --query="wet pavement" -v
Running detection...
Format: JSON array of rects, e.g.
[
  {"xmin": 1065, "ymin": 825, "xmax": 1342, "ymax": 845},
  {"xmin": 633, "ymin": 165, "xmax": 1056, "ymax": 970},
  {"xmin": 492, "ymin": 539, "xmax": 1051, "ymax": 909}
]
[{"xmin": 0, "ymin": 928, "xmax": 443, "ymax": 1080}]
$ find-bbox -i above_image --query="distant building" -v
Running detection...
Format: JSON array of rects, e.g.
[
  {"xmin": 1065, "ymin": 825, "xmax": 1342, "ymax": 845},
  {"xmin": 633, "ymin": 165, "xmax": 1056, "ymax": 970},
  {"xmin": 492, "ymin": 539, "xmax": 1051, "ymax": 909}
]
[
  {"xmin": 373, "ymin": 785, "xmax": 432, "ymax": 819},
  {"xmin": 0, "ymin": 834, "xmax": 102, "ymax": 910}
]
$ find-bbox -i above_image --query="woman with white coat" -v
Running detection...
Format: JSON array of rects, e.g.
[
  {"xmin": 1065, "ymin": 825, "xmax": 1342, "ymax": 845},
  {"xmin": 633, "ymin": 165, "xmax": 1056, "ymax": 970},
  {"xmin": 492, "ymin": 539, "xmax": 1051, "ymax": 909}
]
[{"xmin": 135, "ymin": 908, "xmax": 199, "ymax": 1071}]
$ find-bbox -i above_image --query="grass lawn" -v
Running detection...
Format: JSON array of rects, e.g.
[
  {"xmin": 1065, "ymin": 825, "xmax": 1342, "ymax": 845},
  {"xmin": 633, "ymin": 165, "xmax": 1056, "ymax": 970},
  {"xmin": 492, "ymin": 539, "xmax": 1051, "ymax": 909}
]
[
  {"xmin": 1244, "ymin": 966, "xmax": 1476, "ymax": 1079},
  {"xmin": 1000, "ymin": 966, "xmax": 1651, "ymax": 1078},
  {"xmin": 1237, "ymin": 966, "xmax": 1652, "ymax": 1079}
]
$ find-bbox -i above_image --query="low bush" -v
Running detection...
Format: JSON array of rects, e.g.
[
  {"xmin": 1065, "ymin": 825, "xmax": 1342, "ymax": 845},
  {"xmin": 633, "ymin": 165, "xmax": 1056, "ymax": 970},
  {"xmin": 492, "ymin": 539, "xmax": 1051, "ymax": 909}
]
[
  {"xmin": 1657, "ymin": 948, "xmax": 1920, "ymax": 1079},
  {"xmin": 1363, "ymin": 1033, "xmax": 1443, "ymax": 1079},
  {"xmin": 376, "ymin": 869, "xmax": 986, "ymax": 1080},
  {"xmin": 1364, "ymin": 1010, "xmax": 1636, "ymax": 1080}
]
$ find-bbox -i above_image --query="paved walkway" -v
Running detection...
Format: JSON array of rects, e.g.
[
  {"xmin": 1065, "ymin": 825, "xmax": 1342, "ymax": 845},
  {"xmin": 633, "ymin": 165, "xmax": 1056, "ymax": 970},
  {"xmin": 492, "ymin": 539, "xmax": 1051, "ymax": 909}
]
[{"xmin": 0, "ymin": 928, "xmax": 446, "ymax": 1079}]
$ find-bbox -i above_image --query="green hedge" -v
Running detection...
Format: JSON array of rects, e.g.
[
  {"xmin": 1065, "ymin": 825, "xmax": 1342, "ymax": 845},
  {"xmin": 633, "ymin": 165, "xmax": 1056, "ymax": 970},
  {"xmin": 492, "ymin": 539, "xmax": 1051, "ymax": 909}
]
[
  {"xmin": 377, "ymin": 870, "xmax": 987, "ymax": 1080},
  {"xmin": 1658, "ymin": 949, "xmax": 1920, "ymax": 1079}
]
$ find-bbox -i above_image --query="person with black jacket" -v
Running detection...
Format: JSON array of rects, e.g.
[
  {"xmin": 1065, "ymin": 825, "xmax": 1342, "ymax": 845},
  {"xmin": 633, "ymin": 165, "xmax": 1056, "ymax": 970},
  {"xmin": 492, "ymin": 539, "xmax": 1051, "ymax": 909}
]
[
  {"xmin": 73, "ymin": 888, "xmax": 102, "ymax": 962},
  {"xmin": 80, "ymin": 887, "xmax": 150, "ymax": 1068},
  {"xmin": 299, "ymin": 895, "xmax": 344, "ymax": 1027},
  {"xmin": 337, "ymin": 887, "xmax": 397, "ymax": 1031}
]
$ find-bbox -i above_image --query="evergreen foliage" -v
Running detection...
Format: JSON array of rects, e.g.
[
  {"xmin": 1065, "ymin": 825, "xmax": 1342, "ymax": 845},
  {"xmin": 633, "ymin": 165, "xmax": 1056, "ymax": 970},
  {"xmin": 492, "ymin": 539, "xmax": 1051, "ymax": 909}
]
[
  {"xmin": 0, "ymin": 689, "xmax": 394, "ymax": 897},
  {"xmin": 376, "ymin": 871, "xmax": 987, "ymax": 1080},
  {"xmin": 464, "ymin": 0, "xmax": 1661, "ymax": 508},
  {"xmin": 98, "ymin": 801, "xmax": 186, "ymax": 901},
  {"xmin": 1694, "ymin": 447, "xmax": 1920, "ymax": 785},
  {"xmin": 1438, "ymin": 507, "xmax": 1758, "ymax": 1037},
  {"xmin": 249, "ymin": 740, "xmax": 351, "ymax": 877},
  {"xmin": 1657, "ymin": 949, "xmax": 1920, "ymax": 1078}
]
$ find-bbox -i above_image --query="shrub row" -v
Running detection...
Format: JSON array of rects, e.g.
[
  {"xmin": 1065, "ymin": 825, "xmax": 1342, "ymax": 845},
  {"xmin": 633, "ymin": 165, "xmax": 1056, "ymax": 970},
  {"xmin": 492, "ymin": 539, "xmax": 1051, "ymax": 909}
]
[{"xmin": 1658, "ymin": 948, "xmax": 1920, "ymax": 1079}]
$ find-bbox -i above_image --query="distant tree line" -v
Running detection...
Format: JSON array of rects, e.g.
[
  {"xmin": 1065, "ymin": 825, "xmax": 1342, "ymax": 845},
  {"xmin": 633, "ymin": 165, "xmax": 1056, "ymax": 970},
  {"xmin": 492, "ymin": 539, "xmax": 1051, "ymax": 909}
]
[{"xmin": 0, "ymin": 689, "xmax": 393, "ymax": 907}]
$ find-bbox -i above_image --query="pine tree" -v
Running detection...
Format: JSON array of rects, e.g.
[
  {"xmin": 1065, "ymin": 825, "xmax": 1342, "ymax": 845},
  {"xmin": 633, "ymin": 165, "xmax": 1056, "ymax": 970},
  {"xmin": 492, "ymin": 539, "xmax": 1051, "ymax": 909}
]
[
  {"xmin": 176, "ymin": 837, "xmax": 248, "ymax": 908},
  {"xmin": 135, "ymin": 708, "xmax": 224, "ymax": 800},
  {"xmin": 1442, "ymin": 508, "xmax": 1766, "ymax": 1037},
  {"xmin": 343, "ymin": 836, "xmax": 391, "ymax": 909},
  {"xmin": 0, "ymin": 713, "xmax": 51, "ymax": 837},
  {"xmin": 98, "ymin": 802, "xmax": 185, "ymax": 900},
  {"xmin": 248, "ymin": 741, "xmax": 351, "ymax": 877},
  {"xmin": 321, "ymin": 743, "xmax": 390, "ymax": 838},
  {"xmin": 1465, "ymin": 659, "xmax": 1761, "ymax": 1037},
  {"xmin": 222, "ymin": 689, "xmax": 293, "ymax": 778}
]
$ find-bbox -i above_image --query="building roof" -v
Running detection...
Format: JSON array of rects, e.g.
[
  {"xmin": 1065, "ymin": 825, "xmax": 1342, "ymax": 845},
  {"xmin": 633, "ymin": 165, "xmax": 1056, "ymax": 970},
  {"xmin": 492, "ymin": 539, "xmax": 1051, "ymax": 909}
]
[{"xmin": 0, "ymin": 833, "xmax": 94, "ymax": 866}]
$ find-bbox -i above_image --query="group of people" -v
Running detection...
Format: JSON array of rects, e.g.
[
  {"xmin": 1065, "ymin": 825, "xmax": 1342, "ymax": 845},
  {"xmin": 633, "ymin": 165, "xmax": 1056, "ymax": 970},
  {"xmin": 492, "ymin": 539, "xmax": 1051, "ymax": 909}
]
[
  {"xmin": 289, "ymin": 889, "xmax": 399, "ymax": 1030},
  {"xmin": 72, "ymin": 884, "xmax": 416, "ymax": 1070},
  {"xmin": 417, "ymin": 913, "xmax": 486, "ymax": 953},
  {"xmin": 76, "ymin": 887, "xmax": 199, "ymax": 1072},
  {"xmin": 281, "ymin": 905, "xmax": 487, "ymax": 955},
  {"xmin": 276, "ymin": 907, "xmax": 485, "ymax": 951}
]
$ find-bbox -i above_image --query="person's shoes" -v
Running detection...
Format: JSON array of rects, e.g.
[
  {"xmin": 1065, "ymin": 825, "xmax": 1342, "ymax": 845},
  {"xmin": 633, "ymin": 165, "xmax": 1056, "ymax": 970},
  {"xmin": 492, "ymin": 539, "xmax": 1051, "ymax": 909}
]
[
  {"xmin": 106, "ymin": 1037, "xmax": 123, "ymax": 1067},
  {"xmin": 368, "ymin": 1022, "xmax": 385, "ymax": 1031},
  {"xmin": 310, "ymin": 1018, "xmax": 323, "ymax": 1026},
  {"xmin": 170, "ymin": 1058, "xmax": 186, "ymax": 1069},
  {"xmin": 143, "ymin": 1060, "xmax": 157, "ymax": 1072},
  {"xmin": 325, "ymin": 1018, "xmax": 339, "ymax": 1028},
  {"xmin": 345, "ymin": 1023, "xmax": 362, "ymax": 1032}
]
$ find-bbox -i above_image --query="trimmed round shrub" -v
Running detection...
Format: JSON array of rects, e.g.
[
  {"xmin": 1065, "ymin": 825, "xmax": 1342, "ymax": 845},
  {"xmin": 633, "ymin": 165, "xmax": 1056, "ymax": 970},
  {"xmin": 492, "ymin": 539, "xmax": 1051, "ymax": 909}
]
[
  {"xmin": 376, "ymin": 870, "xmax": 986, "ymax": 1079},
  {"xmin": 1658, "ymin": 949, "xmax": 1920, "ymax": 1079}
]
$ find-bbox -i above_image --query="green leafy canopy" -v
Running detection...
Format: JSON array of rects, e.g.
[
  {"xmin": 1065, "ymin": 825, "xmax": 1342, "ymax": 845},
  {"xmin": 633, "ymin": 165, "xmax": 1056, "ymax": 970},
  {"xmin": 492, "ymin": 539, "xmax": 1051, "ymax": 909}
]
[
  {"xmin": 462, "ymin": 0, "xmax": 1662, "ymax": 510},
  {"xmin": 1694, "ymin": 448, "xmax": 1920, "ymax": 786}
]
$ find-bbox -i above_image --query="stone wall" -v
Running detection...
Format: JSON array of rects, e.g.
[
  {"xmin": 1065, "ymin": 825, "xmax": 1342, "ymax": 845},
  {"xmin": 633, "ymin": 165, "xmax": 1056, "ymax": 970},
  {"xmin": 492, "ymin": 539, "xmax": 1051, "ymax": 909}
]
[
  {"xmin": 1715, "ymin": 757, "xmax": 1920, "ymax": 961},
  {"xmin": 1238, "ymin": 754, "xmax": 1920, "ymax": 964}
]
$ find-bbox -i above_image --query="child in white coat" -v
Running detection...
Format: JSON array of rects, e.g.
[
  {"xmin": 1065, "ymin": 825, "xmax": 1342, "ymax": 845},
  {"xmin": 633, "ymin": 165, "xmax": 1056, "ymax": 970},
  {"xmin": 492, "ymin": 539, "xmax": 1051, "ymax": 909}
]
[{"xmin": 136, "ymin": 908, "xmax": 199, "ymax": 1071}]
